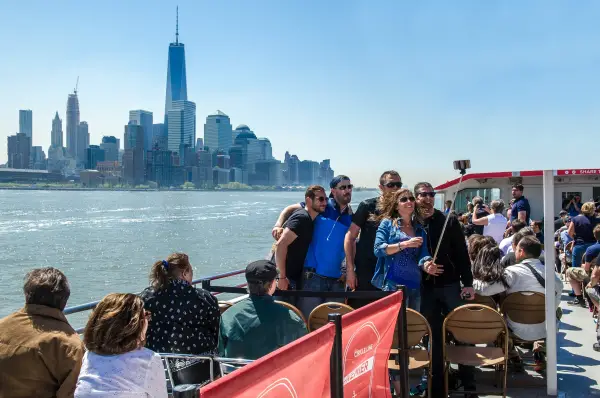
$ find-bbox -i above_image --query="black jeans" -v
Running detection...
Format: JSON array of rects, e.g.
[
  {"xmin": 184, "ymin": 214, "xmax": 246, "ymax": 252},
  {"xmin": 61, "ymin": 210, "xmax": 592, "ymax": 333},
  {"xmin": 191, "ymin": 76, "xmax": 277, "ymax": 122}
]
[{"xmin": 420, "ymin": 282, "xmax": 475, "ymax": 395}]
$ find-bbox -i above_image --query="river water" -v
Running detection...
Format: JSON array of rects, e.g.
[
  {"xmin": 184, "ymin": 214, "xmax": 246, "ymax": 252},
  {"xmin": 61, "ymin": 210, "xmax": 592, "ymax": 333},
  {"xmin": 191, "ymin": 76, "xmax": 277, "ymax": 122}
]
[{"xmin": 0, "ymin": 190, "xmax": 374, "ymax": 326}]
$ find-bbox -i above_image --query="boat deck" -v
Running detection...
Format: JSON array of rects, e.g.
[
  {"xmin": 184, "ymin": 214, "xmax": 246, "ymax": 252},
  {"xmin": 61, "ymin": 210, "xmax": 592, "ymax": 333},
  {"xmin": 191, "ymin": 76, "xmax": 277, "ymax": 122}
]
[{"xmin": 473, "ymin": 288, "xmax": 600, "ymax": 397}]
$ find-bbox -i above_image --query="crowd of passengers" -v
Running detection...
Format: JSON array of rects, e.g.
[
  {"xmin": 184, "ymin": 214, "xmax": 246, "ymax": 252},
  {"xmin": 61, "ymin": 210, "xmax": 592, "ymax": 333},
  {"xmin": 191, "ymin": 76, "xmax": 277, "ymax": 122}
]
[{"xmin": 0, "ymin": 172, "xmax": 597, "ymax": 398}]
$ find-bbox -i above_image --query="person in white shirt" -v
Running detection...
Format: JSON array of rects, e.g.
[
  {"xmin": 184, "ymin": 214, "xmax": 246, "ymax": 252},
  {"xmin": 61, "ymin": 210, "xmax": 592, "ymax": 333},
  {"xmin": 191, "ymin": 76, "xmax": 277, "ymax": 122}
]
[
  {"xmin": 474, "ymin": 235, "xmax": 563, "ymax": 342},
  {"xmin": 499, "ymin": 219, "xmax": 527, "ymax": 256},
  {"xmin": 75, "ymin": 293, "xmax": 168, "ymax": 398},
  {"xmin": 471, "ymin": 200, "xmax": 508, "ymax": 244}
]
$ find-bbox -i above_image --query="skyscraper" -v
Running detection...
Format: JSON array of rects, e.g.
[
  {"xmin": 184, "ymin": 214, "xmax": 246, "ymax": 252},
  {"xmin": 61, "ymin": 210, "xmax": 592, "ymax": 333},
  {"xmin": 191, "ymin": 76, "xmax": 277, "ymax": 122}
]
[
  {"xmin": 19, "ymin": 110, "xmax": 33, "ymax": 144},
  {"xmin": 203, "ymin": 110, "xmax": 233, "ymax": 152},
  {"xmin": 164, "ymin": 7, "xmax": 188, "ymax": 126},
  {"xmin": 123, "ymin": 122, "xmax": 146, "ymax": 185},
  {"xmin": 66, "ymin": 91, "xmax": 80, "ymax": 159},
  {"xmin": 152, "ymin": 123, "xmax": 168, "ymax": 150},
  {"xmin": 7, "ymin": 133, "xmax": 31, "ymax": 169},
  {"xmin": 76, "ymin": 121, "xmax": 90, "ymax": 165},
  {"xmin": 129, "ymin": 110, "xmax": 154, "ymax": 151},
  {"xmin": 51, "ymin": 112, "xmax": 63, "ymax": 148},
  {"xmin": 258, "ymin": 138, "xmax": 273, "ymax": 160},
  {"xmin": 86, "ymin": 145, "xmax": 105, "ymax": 170},
  {"xmin": 167, "ymin": 100, "xmax": 196, "ymax": 154},
  {"xmin": 100, "ymin": 136, "xmax": 120, "ymax": 162}
]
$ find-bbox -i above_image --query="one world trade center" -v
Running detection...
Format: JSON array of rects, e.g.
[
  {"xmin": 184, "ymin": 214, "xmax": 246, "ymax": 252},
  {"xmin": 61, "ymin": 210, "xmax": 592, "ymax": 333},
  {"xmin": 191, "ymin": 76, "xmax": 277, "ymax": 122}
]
[{"xmin": 164, "ymin": 7, "xmax": 188, "ymax": 126}]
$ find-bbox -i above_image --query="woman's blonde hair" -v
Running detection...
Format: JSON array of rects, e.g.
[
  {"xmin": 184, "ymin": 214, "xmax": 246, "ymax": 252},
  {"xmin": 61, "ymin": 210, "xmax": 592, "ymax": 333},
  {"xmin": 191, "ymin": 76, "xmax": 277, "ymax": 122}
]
[
  {"xmin": 581, "ymin": 202, "xmax": 596, "ymax": 216},
  {"xmin": 371, "ymin": 188, "xmax": 417, "ymax": 227}
]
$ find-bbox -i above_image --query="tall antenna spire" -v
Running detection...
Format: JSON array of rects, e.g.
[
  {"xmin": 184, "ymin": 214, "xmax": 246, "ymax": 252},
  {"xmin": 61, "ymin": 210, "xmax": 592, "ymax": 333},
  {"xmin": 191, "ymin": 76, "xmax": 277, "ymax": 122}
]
[{"xmin": 175, "ymin": 6, "xmax": 179, "ymax": 45}]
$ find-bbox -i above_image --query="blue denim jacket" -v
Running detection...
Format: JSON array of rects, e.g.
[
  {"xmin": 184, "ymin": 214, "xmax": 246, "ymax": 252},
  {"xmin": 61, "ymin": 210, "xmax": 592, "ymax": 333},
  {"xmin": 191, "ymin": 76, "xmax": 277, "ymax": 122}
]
[{"xmin": 372, "ymin": 218, "xmax": 431, "ymax": 290}]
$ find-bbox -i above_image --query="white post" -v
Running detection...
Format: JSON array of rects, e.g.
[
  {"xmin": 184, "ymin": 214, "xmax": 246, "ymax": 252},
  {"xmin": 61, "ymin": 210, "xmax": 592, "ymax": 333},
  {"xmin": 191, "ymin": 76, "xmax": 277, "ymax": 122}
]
[{"xmin": 543, "ymin": 170, "xmax": 558, "ymax": 395}]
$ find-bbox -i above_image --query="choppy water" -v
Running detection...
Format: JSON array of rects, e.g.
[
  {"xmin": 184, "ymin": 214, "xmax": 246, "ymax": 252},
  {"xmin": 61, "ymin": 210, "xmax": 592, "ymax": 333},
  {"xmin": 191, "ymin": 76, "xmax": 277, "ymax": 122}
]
[{"xmin": 0, "ymin": 190, "xmax": 373, "ymax": 327}]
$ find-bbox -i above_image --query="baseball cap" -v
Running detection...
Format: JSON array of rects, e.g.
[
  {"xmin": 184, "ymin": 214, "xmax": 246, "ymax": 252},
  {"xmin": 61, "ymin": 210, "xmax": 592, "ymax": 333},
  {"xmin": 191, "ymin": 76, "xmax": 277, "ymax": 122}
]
[{"xmin": 245, "ymin": 260, "xmax": 278, "ymax": 282}]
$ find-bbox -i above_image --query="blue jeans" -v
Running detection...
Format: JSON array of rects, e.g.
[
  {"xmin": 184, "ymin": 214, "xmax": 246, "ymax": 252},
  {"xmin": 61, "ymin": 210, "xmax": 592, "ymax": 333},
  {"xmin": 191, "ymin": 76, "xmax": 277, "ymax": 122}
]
[
  {"xmin": 382, "ymin": 280, "xmax": 421, "ymax": 311},
  {"xmin": 298, "ymin": 271, "xmax": 345, "ymax": 319},
  {"xmin": 573, "ymin": 243, "xmax": 593, "ymax": 268}
]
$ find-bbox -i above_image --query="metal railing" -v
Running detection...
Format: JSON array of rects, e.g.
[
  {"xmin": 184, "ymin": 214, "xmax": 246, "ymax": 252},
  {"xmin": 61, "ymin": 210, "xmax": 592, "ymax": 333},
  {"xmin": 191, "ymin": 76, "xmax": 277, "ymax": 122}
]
[{"xmin": 65, "ymin": 268, "xmax": 247, "ymax": 333}]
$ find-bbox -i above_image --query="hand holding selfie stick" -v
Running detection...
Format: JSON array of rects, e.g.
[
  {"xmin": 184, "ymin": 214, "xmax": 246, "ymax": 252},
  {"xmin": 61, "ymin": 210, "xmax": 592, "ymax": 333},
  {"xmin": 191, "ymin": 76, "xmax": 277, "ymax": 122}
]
[{"xmin": 431, "ymin": 160, "xmax": 471, "ymax": 264}]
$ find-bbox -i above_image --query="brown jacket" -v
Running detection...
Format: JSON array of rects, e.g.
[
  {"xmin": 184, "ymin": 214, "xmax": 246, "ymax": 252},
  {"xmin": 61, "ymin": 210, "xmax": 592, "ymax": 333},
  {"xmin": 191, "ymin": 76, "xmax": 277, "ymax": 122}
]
[{"xmin": 0, "ymin": 305, "xmax": 84, "ymax": 398}]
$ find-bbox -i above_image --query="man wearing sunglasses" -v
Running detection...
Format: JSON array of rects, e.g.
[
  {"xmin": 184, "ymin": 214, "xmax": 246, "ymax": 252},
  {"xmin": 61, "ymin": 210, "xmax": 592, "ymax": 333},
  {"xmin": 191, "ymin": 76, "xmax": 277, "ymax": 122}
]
[
  {"xmin": 271, "ymin": 175, "xmax": 354, "ymax": 318},
  {"xmin": 274, "ymin": 185, "xmax": 328, "ymax": 306},
  {"xmin": 344, "ymin": 170, "xmax": 402, "ymax": 308},
  {"xmin": 414, "ymin": 182, "xmax": 476, "ymax": 397}
]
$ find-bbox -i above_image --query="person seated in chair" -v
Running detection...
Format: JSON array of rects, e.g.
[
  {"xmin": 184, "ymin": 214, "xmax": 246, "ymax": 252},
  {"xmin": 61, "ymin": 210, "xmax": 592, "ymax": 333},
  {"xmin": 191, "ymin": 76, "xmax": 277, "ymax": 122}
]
[
  {"xmin": 566, "ymin": 225, "xmax": 600, "ymax": 307},
  {"xmin": 218, "ymin": 260, "xmax": 307, "ymax": 360},
  {"xmin": 0, "ymin": 267, "xmax": 84, "ymax": 398}
]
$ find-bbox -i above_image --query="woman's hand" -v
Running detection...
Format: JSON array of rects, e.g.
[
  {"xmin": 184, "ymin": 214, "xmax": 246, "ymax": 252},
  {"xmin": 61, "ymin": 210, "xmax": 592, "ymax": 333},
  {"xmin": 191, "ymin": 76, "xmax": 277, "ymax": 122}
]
[{"xmin": 400, "ymin": 237, "xmax": 423, "ymax": 249}]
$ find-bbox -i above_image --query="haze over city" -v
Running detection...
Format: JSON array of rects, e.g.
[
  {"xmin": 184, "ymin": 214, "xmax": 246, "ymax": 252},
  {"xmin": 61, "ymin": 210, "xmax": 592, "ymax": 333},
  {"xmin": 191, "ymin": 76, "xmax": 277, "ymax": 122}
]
[{"xmin": 1, "ymin": 0, "xmax": 599, "ymax": 187}]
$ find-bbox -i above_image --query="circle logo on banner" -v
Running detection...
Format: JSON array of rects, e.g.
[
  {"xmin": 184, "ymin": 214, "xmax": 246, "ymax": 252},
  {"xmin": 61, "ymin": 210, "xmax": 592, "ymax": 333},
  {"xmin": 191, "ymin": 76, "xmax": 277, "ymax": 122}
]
[
  {"xmin": 256, "ymin": 378, "xmax": 298, "ymax": 398},
  {"xmin": 342, "ymin": 322, "xmax": 381, "ymax": 398}
]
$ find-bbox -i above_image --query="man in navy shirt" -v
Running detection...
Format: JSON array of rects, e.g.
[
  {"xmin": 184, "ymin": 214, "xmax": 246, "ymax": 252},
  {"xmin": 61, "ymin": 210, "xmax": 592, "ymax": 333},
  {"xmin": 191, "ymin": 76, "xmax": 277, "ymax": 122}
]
[
  {"xmin": 566, "ymin": 224, "xmax": 600, "ymax": 307},
  {"xmin": 272, "ymin": 175, "xmax": 353, "ymax": 318},
  {"xmin": 510, "ymin": 183, "xmax": 531, "ymax": 223}
]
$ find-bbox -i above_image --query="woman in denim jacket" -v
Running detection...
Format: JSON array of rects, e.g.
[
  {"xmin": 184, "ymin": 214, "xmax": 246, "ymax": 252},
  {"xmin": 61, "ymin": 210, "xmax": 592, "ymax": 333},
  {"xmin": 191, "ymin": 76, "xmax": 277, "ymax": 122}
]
[{"xmin": 372, "ymin": 188, "xmax": 434, "ymax": 310}]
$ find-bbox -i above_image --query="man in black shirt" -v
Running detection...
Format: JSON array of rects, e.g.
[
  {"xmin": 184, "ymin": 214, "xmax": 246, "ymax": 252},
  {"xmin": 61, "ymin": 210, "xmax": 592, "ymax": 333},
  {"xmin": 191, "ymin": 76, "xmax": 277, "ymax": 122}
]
[
  {"xmin": 274, "ymin": 185, "xmax": 327, "ymax": 305},
  {"xmin": 414, "ymin": 182, "xmax": 476, "ymax": 397},
  {"xmin": 344, "ymin": 170, "xmax": 402, "ymax": 308},
  {"xmin": 511, "ymin": 183, "xmax": 531, "ymax": 223}
]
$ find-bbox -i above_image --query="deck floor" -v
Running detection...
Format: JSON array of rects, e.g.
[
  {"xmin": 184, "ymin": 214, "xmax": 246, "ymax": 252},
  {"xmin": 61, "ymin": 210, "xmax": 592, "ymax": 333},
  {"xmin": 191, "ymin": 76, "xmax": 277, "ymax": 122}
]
[{"xmin": 476, "ymin": 288, "xmax": 600, "ymax": 397}]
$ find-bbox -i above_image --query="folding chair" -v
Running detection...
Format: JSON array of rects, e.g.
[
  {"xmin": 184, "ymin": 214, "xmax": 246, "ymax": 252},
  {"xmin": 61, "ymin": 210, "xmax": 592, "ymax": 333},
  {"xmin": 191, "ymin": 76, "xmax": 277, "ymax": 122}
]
[
  {"xmin": 443, "ymin": 304, "xmax": 509, "ymax": 397},
  {"xmin": 308, "ymin": 302, "xmax": 354, "ymax": 331},
  {"xmin": 275, "ymin": 300, "xmax": 308, "ymax": 331},
  {"xmin": 471, "ymin": 294, "xmax": 498, "ymax": 310},
  {"xmin": 218, "ymin": 301, "xmax": 233, "ymax": 314}
]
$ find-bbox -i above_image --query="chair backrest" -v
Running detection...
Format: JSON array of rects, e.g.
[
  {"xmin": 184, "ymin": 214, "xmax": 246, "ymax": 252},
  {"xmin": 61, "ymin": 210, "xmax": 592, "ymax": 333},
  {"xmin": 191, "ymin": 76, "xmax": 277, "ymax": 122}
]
[
  {"xmin": 308, "ymin": 302, "xmax": 354, "ymax": 331},
  {"xmin": 443, "ymin": 304, "xmax": 507, "ymax": 345},
  {"xmin": 219, "ymin": 302, "xmax": 233, "ymax": 314},
  {"xmin": 500, "ymin": 291, "xmax": 546, "ymax": 324},
  {"xmin": 392, "ymin": 309, "xmax": 431, "ymax": 348},
  {"xmin": 274, "ymin": 300, "xmax": 308, "ymax": 331},
  {"xmin": 471, "ymin": 294, "xmax": 497, "ymax": 309}
]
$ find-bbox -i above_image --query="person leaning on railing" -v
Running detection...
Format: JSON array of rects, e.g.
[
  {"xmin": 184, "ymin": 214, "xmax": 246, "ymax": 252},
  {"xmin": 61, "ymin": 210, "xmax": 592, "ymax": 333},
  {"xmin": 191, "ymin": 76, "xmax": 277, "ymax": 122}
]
[
  {"xmin": 140, "ymin": 253, "xmax": 220, "ymax": 386},
  {"xmin": 74, "ymin": 293, "xmax": 168, "ymax": 398},
  {"xmin": 0, "ymin": 267, "xmax": 84, "ymax": 398}
]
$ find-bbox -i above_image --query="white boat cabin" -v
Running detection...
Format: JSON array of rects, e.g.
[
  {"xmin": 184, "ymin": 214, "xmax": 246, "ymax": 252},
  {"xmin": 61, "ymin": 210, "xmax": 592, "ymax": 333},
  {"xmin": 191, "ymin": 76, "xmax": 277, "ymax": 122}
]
[{"xmin": 434, "ymin": 168, "xmax": 600, "ymax": 220}]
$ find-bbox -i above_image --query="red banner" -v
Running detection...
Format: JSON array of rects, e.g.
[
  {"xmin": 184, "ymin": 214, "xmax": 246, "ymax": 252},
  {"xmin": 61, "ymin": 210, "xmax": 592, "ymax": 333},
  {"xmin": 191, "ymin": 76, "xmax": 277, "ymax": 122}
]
[
  {"xmin": 557, "ymin": 169, "xmax": 600, "ymax": 176},
  {"xmin": 201, "ymin": 323, "xmax": 335, "ymax": 398},
  {"xmin": 341, "ymin": 291, "xmax": 402, "ymax": 398}
]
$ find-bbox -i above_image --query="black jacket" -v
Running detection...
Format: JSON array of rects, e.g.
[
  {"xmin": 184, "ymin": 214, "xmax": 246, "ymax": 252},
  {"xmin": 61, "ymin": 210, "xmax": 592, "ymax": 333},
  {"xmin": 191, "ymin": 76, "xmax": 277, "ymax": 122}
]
[{"xmin": 422, "ymin": 209, "xmax": 473, "ymax": 288}]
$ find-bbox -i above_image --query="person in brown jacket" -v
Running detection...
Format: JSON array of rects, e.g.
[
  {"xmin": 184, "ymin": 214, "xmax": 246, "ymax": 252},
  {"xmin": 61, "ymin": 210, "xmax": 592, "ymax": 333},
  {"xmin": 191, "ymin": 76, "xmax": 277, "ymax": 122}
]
[{"xmin": 0, "ymin": 267, "xmax": 84, "ymax": 398}]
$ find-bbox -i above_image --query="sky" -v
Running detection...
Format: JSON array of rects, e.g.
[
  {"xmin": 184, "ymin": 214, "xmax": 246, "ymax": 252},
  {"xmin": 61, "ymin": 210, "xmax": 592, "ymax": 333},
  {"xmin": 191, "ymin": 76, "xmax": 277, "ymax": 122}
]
[{"xmin": 1, "ymin": 0, "xmax": 599, "ymax": 188}]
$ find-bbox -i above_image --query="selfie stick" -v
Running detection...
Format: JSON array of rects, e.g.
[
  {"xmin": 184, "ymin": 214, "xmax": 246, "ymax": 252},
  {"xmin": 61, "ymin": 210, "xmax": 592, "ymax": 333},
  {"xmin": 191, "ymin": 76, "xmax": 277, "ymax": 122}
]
[{"xmin": 432, "ymin": 160, "xmax": 470, "ymax": 264}]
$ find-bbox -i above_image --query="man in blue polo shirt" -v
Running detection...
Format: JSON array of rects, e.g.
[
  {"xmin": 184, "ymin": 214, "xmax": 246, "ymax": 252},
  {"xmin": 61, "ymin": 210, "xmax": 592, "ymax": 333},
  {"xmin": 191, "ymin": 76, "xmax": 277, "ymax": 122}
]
[
  {"xmin": 510, "ymin": 183, "xmax": 531, "ymax": 223},
  {"xmin": 272, "ymin": 175, "xmax": 353, "ymax": 318}
]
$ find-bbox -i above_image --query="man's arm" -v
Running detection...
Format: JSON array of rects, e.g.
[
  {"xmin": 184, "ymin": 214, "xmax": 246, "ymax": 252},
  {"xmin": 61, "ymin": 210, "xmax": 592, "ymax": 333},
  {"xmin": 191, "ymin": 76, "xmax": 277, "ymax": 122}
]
[
  {"xmin": 471, "ymin": 208, "xmax": 489, "ymax": 226},
  {"xmin": 272, "ymin": 203, "xmax": 302, "ymax": 239},
  {"xmin": 344, "ymin": 223, "xmax": 360, "ymax": 289},
  {"xmin": 568, "ymin": 220, "xmax": 575, "ymax": 238},
  {"xmin": 274, "ymin": 228, "xmax": 298, "ymax": 290},
  {"xmin": 54, "ymin": 340, "xmax": 85, "ymax": 398}
]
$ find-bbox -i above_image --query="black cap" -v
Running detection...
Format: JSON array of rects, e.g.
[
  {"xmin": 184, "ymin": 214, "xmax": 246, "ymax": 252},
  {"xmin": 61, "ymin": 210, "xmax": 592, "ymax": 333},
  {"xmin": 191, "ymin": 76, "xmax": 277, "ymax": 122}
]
[{"xmin": 245, "ymin": 260, "xmax": 277, "ymax": 282}]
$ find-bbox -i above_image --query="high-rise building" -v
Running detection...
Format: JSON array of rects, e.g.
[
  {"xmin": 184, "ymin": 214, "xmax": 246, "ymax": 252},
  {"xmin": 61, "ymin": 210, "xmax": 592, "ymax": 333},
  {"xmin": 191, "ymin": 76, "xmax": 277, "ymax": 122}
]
[
  {"xmin": 258, "ymin": 138, "xmax": 273, "ymax": 160},
  {"xmin": 146, "ymin": 150, "xmax": 174, "ymax": 187},
  {"xmin": 76, "ymin": 121, "xmax": 90, "ymax": 166},
  {"xmin": 253, "ymin": 159, "xmax": 283, "ymax": 186},
  {"xmin": 229, "ymin": 125, "xmax": 261, "ymax": 175},
  {"xmin": 123, "ymin": 122, "xmax": 145, "ymax": 185},
  {"xmin": 203, "ymin": 110, "xmax": 233, "ymax": 152},
  {"xmin": 7, "ymin": 133, "xmax": 31, "ymax": 169},
  {"xmin": 129, "ymin": 110, "xmax": 153, "ymax": 151},
  {"xmin": 152, "ymin": 123, "xmax": 168, "ymax": 150},
  {"xmin": 124, "ymin": 122, "xmax": 145, "ymax": 150},
  {"xmin": 100, "ymin": 136, "xmax": 120, "ymax": 162},
  {"xmin": 299, "ymin": 160, "xmax": 320, "ymax": 186},
  {"xmin": 164, "ymin": 7, "xmax": 188, "ymax": 126},
  {"xmin": 196, "ymin": 137, "xmax": 203, "ymax": 150},
  {"xmin": 66, "ymin": 91, "xmax": 80, "ymax": 159},
  {"xmin": 287, "ymin": 155, "xmax": 299, "ymax": 185},
  {"xmin": 31, "ymin": 146, "xmax": 46, "ymax": 170},
  {"xmin": 167, "ymin": 100, "xmax": 196, "ymax": 154},
  {"xmin": 19, "ymin": 110, "xmax": 33, "ymax": 144},
  {"xmin": 86, "ymin": 145, "xmax": 105, "ymax": 170},
  {"xmin": 50, "ymin": 112, "xmax": 63, "ymax": 148}
]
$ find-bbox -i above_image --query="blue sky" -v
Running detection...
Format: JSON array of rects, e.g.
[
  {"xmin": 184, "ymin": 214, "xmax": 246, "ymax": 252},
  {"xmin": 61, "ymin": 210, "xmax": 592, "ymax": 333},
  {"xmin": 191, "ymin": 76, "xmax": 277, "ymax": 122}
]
[{"xmin": 1, "ymin": 1, "xmax": 599, "ymax": 187}]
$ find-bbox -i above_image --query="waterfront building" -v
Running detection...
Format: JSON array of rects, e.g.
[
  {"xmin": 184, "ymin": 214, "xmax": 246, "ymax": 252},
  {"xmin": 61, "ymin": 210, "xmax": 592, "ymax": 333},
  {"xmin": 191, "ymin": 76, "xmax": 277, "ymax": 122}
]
[
  {"xmin": 299, "ymin": 160, "xmax": 320, "ymax": 186},
  {"xmin": 31, "ymin": 146, "xmax": 46, "ymax": 170},
  {"xmin": 76, "ymin": 121, "xmax": 90, "ymax": 167},
  {"xmin": 319, "ymin": 159, "xmax": 334, "ymax": 187},
  {"xmin": 193, "ymin": 149, "xmax": 213, "ymax": 188},
  {"xmin": 66, "ymin": 91, "xmax": 80, "ymax": 159},
  {"xmin": 50, "ymin": 112, "xmax": 63, "ymax": 148},
  {"xmin": 146, "ymin": 149, "xmax": 174, "ymax": 187},
  {"xmin": 229, "ymin": 125, "xmax": 261, "ymax": 175},
  {"xmin": 167, "ymin": 100, "xmax": 196, "ymax": 154},
  {"xmin": 86, "ymin": 145, "xmax": 105, "ymax": 170},
  {"xmin": 19, "ymin": 110, "xmax": 33, "ymax": 144},
  {"xmin": 253, "ymin": 159, "xmax": 283, "ymax": 186},
  {"xmin": 164, "ymin": 7, "xmax": 187, "ymax": 128},
  {"xmin": 204, "ymin": 110, "xmax": 233, "ymax": 152},
  {"xmin": 123, "ymin": 122, "xmax": 145, "ymax": 185},
  {"xmin": 257, "ymin": 138, "xmax": 273, "ymax": 160},
  {"xmin": 152, "ymin": 123, "xmax": 168, "ymax": 150},
  {"xmin": 287, "ymin": 154, "xmax": 299, "ymax": 185},
  {"xmin": 213, "ymin": 167, "xmax": 230, "ymax": 185},
  {"xmin": 129, "ymin": 110, "xmax": 154, "ymax": 151},
  {"xmin": 7, "ymin": 133, "xmax": 31, "ymax": 169},
  {"xmin": 100, "ymin": 136, "xmax": 119, "ymax": 162},
  {"xmin": 230, "ymin": 167, "xmax": 244, "ymax": 183}
]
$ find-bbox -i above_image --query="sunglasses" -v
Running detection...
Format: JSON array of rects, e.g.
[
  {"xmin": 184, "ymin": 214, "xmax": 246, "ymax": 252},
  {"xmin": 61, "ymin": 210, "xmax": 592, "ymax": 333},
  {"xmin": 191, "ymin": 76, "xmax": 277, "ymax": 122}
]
[
  {"xmin": 399, "ymin": 196, "xmax": 416, "ymax": 203},
  {"xmin": 314, "ymin": 196, "xmax": 327, "ymax": 202},
  {"xmin": 417, "ymin": 192, "xmax": 436, "ymax": 198},
  {"xmin": 336, "ymin": 184, "xmax": 353, "ymax": 191},
  {"xmin": 385, "ymin": 182, "xmax": 402, "ymax": 188}
]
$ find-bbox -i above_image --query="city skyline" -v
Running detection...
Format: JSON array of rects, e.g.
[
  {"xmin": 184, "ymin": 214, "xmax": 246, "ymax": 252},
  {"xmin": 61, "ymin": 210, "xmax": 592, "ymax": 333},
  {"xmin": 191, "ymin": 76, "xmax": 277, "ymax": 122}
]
[{"xmin": 1, "ymin": 1, "xmax": 600, "ymax": 187}]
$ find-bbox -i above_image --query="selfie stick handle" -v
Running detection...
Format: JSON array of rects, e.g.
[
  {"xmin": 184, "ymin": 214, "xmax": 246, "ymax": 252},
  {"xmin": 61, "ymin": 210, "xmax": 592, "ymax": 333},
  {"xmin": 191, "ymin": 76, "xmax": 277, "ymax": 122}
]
[{"xmin": 432, "ymin": 170, "xmax": 466, "ymax": 264}]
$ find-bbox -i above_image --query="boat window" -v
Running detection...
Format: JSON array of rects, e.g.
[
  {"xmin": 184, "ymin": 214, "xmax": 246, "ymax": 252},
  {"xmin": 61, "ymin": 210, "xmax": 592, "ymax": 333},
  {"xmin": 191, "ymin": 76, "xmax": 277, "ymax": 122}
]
[{"xmin": 453, "ymin": 188, "xmax": 500, "ymax": 214}]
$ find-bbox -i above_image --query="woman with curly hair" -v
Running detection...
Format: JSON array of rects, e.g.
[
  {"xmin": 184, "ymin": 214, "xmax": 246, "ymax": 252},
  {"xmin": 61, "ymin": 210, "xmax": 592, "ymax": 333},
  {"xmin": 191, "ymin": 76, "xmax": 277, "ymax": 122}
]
[
  {"xmin": 75, "ymin": 293, "xmax": 167, "ymax": 397},
  {"xmin": 372, "ymin": 188, "xmax": 437, "ymax": 310}
]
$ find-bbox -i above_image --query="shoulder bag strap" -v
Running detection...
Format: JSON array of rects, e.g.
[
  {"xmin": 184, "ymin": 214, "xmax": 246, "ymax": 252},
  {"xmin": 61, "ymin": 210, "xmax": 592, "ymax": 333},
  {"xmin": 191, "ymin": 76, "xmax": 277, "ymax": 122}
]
[{"xmin": 522, "ymin": 262, "xmax": 546, "ymax": 288}]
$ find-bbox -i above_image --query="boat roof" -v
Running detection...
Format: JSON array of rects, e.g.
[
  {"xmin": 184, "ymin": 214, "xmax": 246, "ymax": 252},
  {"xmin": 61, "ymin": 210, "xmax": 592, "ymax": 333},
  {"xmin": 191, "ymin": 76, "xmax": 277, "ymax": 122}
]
[{"xmin": 435, "ymin": 168, "xmax": 600, "ymax": 191}]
